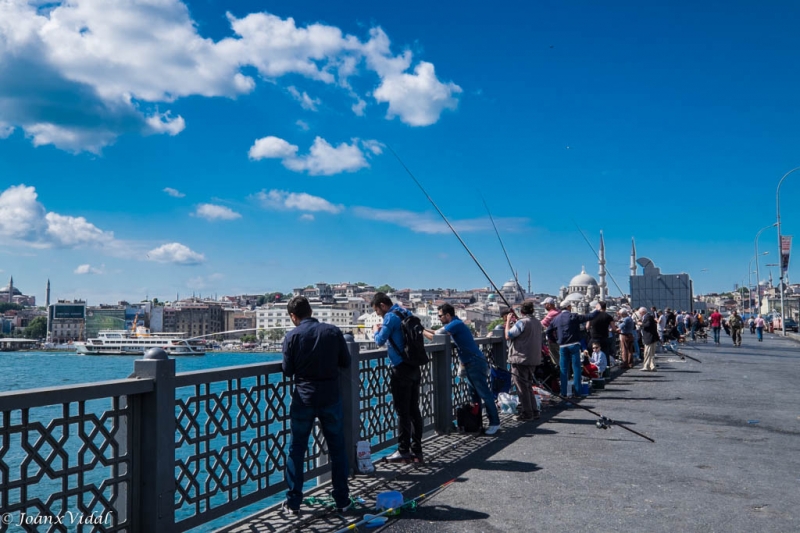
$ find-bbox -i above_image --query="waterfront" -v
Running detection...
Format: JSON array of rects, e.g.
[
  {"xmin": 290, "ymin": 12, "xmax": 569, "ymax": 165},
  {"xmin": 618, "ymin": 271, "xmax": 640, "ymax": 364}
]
[{"xmin": 0, "ymin": 350, "xmax": 282, "ymax": 392}]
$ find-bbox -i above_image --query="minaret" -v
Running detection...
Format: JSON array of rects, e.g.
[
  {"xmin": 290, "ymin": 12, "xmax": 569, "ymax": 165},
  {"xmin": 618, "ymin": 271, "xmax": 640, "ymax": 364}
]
[
  {"xmin": 8, "ymin": 276, "xmax": 13, "ymax": 303},
  {"xmin": 630, "ymin": 237, "xmax": 637, "ymax": 277},
  {"xmin": 598, "ymin": 232, "xmax": 607, "ymax": 300},
  {"xmin": 528, "ymin": 270, "xmax": 531, "ymax": 295},
  {"xmin": 46, "ymin": 279, "xmax": 51, "ymax": 307}
]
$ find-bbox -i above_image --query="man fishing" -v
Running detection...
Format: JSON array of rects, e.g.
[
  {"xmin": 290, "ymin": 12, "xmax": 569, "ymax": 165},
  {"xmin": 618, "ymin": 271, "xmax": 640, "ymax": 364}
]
[
  {"xmin": 424, "ymin": 304, "xmax": 501, "ymax": 435},
  {"xmin": 504, "ymin": 300, "xmax": 543, "ymax": 420}
]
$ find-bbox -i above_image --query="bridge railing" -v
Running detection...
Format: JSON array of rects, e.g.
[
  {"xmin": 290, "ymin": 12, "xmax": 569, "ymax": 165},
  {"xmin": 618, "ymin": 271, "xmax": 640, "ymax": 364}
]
[{"xmin": 0, "ymin": 334, "xmax": 507, "ymax": 533}]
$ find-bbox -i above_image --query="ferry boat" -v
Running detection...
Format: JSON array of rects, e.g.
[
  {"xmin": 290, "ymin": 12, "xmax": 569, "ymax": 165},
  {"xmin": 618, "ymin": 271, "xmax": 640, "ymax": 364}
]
[{"xmin": 76, "ymin": 327, "xmax": 206, "ymax": 356}]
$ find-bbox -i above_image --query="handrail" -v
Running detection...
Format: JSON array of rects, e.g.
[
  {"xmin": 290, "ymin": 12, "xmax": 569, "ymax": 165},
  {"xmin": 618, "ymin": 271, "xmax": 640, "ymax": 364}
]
[
  {"xmin": 174, "ymin": 361, "xmax": 281, "ymax": 386},
  {"xmin": 0, "ymin": 377, "xmax": 154, "ymax": 411}
]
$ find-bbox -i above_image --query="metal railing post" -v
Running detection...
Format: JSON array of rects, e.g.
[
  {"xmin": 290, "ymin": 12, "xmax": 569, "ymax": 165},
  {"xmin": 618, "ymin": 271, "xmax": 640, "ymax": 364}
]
[
  {"xmin": 340, "ymin": 335, "xmax": 361, "ymax": 475},
  {"xmin": 431, "ymin": 332, "xmax": 453, "ymax": 434},
  {"xmin": 130, "ymin": 348, "xmax": 176, "ymax": 533},
  {"xmin": 491, "ymin": 327, "xmax": 508, "ymax": 368}
]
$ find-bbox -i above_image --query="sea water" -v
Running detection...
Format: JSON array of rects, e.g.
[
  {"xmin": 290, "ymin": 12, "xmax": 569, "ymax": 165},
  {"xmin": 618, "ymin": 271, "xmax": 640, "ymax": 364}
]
[{"xmin": 0, "ymin": 351, "xmax": 285, "ymax": 532}]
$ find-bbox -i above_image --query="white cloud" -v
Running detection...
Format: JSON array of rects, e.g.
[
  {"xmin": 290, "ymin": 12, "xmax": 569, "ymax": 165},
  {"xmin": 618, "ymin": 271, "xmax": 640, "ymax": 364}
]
[
  {"xmin": 0, "ymin": 122, "xmax": 14, "ymax": 138},
  {"xmin": 194, "ymin": 203, "xmax": 242, "ymax": 221},
  {"xmin": 0, "ymin": 185, "xmax": 47, "ymax": 242},
  {"xmin": 74, "ymin": 263, "xmax": 103, "ymax": 275},
  {"xmin": 352, "ymin": 98, "xmax": 367, "ymax": 116},
  {"xmin": 45, "ymin": 212, "xmax": 115, "ymax": 247},
  {"xmin": 249, "ymin": 135, "xmax": 377, "ymax": 175},
  {"xmin": 287, "ymin": 86, "xmax": 321, "ymax": 111},
  {"xmin": 0, "ymin": 3, "xmax": 459, "ymax": 153},
  {"xmin": 299, "ymin": 214, "xmax": 315, "ymax": 221},
  {"xmin": 248, "ymin": 136, "xmax": 299, "ymax": 160},
  {"xmin": 296, "ymin": 119, "xmax": 310, "ymax": 131},
  {"xmin": 373, "ymin": 62, "xmax": 461, "ymax": 126},
  {"xmin": 351, "ymin": 207, "xmax": 528, "ymax": 234},
  {"xmin": 163, "ymin": 187, "xmax": 186, "ymax": 198},
  {"xmin": 147, "ymin": 243, "xmax": 205, "ymax": 265},
  {"xmin": 0, "ymin": 184, "xmax": 206, "ymax": 264},
  {"xmin": 253, "ymin": 189, "xmax": 343, "ymax": 214}
]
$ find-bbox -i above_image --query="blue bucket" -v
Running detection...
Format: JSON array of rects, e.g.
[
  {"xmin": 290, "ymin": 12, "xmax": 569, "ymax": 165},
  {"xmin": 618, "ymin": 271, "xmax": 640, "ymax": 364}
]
[{"xmin": 580, "ymin": 383, "xmax": 590, "ymax": 396}]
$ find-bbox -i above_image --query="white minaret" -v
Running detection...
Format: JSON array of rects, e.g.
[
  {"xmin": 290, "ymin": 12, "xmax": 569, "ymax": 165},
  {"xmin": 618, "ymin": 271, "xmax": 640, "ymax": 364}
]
[
  {"xmin": 598, "ymin": 231, "xmax": 607, "ymax": 300},
  {"xmin": 630, "ymin": 237, "xmax": 637, "ymax": 277}
]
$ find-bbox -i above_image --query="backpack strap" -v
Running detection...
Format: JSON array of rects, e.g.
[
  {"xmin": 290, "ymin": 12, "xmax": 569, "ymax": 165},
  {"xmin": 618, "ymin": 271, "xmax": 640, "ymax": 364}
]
[{"xmin": 385, "ymin": 310, "xmax": 405, "ymax": 358}]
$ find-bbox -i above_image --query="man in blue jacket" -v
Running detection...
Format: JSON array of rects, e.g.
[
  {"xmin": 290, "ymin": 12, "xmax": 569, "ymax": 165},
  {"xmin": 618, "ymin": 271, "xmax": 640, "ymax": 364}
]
[
  {"xmin": 282, "ymin": 296, "xmax": 351, "ymax": 516},
  {"xmin": 424, "ymin": 303, "xmax": 501, "ymax": 435},
  {"xmin": 546, "ymin": 301, "xmax": 592, "ymax": 398},
  {"xmin": 371, "ymin": 292, "xmax": 424, "ymax": 462}
]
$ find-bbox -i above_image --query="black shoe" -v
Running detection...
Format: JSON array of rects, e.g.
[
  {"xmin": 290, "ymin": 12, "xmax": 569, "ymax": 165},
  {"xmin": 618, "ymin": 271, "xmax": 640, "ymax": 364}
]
[
  {"xmin": 281, "ymin": 501, "xmax": 300, "ymax": 517},
  {"xmin": 336, "ymin": 501, "xmax": 353, "ymax": 514}
]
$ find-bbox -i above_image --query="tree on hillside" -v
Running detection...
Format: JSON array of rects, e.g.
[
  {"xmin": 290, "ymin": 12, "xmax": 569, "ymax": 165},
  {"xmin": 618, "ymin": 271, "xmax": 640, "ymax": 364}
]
[
  {"xmin": 355, "ymin": 282, "xmax": 367, "ymax": 287},
  {"xmin": 487, "ymin": 318, "xmax": 505, "ymax": 331},
  {"xmin": 0, "ymin": 303, "xmax": 22, "ymax": 313},
  {"xmin": 257, "ymin": 295, "xmax": 267, "ymax": 306},
  {"xmin": 376, "ymin": 284, "xmax": 395, "ymax": 293},
  {"xmin": 267, "ymin": 328, "xmax": 286, "ymax": 342},
  {"xmin": 257, "ymin": 329, "xmax": 266, "ymax": 342},
  {"xmin": 24, "ymin": 316, "xmax": 47, "ymax": 339}
]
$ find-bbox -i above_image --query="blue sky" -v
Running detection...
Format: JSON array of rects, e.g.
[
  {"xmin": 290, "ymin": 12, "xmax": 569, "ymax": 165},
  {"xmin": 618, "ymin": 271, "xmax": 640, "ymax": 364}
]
[{"xmin": 1, "ymin": 0, "xmax": 799, "ymax": 305}]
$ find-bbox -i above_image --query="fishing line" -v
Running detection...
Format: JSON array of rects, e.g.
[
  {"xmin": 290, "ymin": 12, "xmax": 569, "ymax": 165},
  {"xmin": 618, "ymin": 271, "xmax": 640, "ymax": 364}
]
[
  {"xmin": 480, "ymin": 194, "xmax": 525, "ymax": 302},
  {"xmin": 387, "ymin": 146, "xmax": 516, "ymax": 313}
]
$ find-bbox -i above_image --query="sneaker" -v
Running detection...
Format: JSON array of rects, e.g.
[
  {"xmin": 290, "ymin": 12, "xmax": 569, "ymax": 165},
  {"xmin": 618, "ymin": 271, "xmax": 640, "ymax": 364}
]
[
  {"xmin": 485, "ymin": 425, "xmax": 501, "ymax": 435},
  {"xmin": 385, "ymin": 450, "xmax": 414, "ymax": 462},
  {"xmin": 335, "ymin": 501, "xmax": 353, "ymax": 514},
  {"xmin": 281, "ymin": 501, "xmax": 299, "ymax": 517}
]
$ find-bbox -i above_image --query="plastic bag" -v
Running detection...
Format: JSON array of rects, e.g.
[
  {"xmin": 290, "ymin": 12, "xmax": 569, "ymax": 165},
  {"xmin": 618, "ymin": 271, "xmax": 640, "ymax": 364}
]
[
  {"xmin": 356, "ymin": 440, "xmax": 375, "ymax": 474},
  {"xmin": 497, "ymin": 392, "xmax": 519, "ymax": 414}
]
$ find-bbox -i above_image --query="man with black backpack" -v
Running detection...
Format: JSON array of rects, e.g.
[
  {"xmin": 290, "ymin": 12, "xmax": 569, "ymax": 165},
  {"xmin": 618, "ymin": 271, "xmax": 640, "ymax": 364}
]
[
  {"xmin": 424, "ymin": 303, "xmax": 501, "ymax": 435},
  {"xmin": 371, "ymin": 292, "xmax": 425, "ymax": 462}
]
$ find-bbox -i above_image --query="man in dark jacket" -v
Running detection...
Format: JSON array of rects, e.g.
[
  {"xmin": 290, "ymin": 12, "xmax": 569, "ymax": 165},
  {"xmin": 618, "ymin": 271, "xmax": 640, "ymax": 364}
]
[
  {"xmin": 282, "ymin": 296, "xmax": 351, "ymax": 515},
  {"xmin": 637, "ymin": 306, "xmax": 659, "ymax": 372},
  {"xmin": 546, "ymin": 302, "xmax": 592, "ymax": 398}
]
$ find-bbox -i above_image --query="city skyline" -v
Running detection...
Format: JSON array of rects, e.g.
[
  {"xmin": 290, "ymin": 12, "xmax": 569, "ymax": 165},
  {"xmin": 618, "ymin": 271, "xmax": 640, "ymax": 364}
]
[{"xmin": 1, "ymin": 0, "xmax": 798, "ymax": 303}]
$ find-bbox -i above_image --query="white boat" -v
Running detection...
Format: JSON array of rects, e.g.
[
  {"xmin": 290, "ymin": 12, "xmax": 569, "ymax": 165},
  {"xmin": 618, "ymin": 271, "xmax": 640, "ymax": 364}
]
[{"xmin": 76, "ymin": 327, "xmax": 206, "ymax": 356}]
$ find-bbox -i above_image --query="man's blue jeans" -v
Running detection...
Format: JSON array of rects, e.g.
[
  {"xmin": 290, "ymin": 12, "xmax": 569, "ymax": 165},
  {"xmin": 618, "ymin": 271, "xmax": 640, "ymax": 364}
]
[
  {"xmin": 464, "ymin": 359, "xmax": 500, "ymax": 426},
  {"xmin": 632, "ymin": 330, "xmax": 641, "ymax": 359},
  {"xmin": 285, "ymin": 399, "xmax": 349, "ymax": 510},
  {"xmin": 559, "ymin": 343, "xmax": 582, "ymax": 397},
  {"xmin": 712, "ymin": 326, "xmax": 721, "ymax": 344}
]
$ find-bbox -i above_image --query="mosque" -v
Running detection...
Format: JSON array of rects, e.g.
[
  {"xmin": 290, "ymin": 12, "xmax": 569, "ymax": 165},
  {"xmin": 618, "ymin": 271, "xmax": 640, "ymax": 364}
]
[
  {"xmin": 0, "ymin": 276, "xmax": 37, "ymax": 307},
  {"xmin": 556, "ymin": 232, "xmax": 617, "ymax": 313}
]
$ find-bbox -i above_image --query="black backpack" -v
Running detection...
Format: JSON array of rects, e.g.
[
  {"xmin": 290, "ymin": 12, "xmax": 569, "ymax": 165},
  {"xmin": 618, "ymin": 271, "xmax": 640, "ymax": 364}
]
[{"xmin": 387, "ymin": 310, "xmax": 430, "ymax": 366}]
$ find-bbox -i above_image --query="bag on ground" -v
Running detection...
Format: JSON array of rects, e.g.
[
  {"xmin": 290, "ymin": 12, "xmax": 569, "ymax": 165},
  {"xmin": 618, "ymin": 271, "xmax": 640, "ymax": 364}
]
[
  {"xmin": 490, "ymin": 366, "xmax": 512, "ymax": 397},
  {"xmin": 497, "ymin": 392, "xmax": 519, "ymax": 414},
  {"xmin": 356, "ymin": 440, "xmax": 375, "ymax": 474},
  {"xmin": 456, "ymin": 402, "xmax": 483, "ymax": 433}
]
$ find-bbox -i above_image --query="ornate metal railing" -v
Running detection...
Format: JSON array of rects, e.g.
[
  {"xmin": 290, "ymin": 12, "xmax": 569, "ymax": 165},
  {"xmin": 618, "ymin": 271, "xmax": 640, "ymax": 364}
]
[
  {"xmin": 0, "ymin": 334, "xmax": 507, "ymax": 533},
  {"xmin": 0, "ymin": 379, "xmax": 154, "ymax": 533}
]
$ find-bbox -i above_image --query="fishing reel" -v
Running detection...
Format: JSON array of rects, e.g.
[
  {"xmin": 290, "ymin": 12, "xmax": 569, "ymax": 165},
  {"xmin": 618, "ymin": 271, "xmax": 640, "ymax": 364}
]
[{"xmin": 595, "ymin": 416, "xmax": 612, "ymax": 430}]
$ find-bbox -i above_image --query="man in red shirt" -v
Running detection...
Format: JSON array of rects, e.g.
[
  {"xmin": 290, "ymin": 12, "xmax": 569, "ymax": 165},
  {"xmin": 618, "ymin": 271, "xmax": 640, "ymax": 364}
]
[
  {"xmin": 709, "ymin": 308, "xmax": 723, "ymax": 345},
  {"xmin": 540, "ymin": 297, "xmax": 561, "ymax": 364}
]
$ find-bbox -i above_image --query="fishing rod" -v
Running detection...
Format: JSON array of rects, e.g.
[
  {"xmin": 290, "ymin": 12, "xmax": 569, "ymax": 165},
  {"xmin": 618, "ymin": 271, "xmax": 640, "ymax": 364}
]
[
  {"xmin": 333, "ymin": 479, "xmax": 456, "ymax": 533},
  {"xmin": 387, "ymin": 146, "xmax": 517, "ymax": 314},
  {"xmin": 481, "ymin": 194, "xmax": 525, "ymax": 302},
  {"xmin": 388, "ymin": 148, "xmax": 651, "ymax": 441},
  {"xmin": 572, "ymin": 221, "xmax": 626, "ymax": 296}
]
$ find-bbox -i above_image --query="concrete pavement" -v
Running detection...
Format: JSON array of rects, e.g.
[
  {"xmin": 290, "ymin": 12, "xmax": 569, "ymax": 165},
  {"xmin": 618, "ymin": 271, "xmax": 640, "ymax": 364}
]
[{"xmin": 219, "ymin": 331, "xmax": 800, "ymax": 533}]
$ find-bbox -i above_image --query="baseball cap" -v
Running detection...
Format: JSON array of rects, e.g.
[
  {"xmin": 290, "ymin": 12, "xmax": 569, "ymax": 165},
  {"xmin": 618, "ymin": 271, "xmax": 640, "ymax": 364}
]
[{"xmin": 542, "ymin": 297, "xmax": 556, "ymax": 306}]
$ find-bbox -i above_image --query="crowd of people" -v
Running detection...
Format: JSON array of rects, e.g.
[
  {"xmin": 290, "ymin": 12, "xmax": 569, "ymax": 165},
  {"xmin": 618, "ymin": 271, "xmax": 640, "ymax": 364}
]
[{"xmin": 277, "ymin": 292, "xmax": 765, "ymax": 516}]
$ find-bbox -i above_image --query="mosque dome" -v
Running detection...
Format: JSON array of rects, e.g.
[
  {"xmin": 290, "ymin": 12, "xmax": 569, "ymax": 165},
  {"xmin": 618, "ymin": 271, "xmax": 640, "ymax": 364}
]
[
  {"xmin": 569, "ymin": 267, "xmax": 598, "ymax": 288},
  {"xmin": 0, "ymin": 284, "xmax": 21, "ymax": 296},
  {"xmin": 564, "ymin": 292, "xmax": 585, "ymax": 303},
  {"xmin": 502, "ymin": 279, "xmax": 519, "ymax": 290}
]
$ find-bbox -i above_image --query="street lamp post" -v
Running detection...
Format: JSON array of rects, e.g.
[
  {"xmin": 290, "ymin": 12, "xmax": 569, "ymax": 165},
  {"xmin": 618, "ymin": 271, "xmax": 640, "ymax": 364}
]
[
  {"xmin": 755, "ymin": 223, "xmax": 778, "ymax": 311},
  {"xmin": 776, "ymin": 167, "xmax": 800, "ymax": 336},
  {"xmin": 749, "ymin": 252, "xmax": 769, "ymax": 314}
]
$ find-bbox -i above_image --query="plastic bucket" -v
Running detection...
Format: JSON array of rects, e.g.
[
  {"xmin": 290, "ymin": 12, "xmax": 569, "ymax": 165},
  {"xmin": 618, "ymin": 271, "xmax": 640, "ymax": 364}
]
[{"xmin": 376, "ymin": 491, "xmax": 403, "ymax": 515}]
